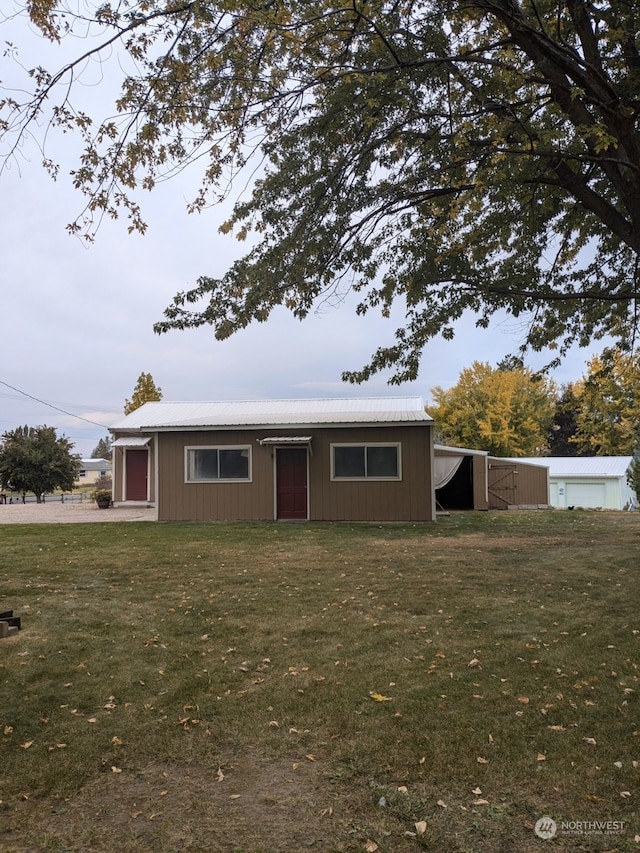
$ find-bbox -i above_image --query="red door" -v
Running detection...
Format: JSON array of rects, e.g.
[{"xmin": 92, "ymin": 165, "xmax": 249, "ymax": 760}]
[
  {"xmin": 126, "ymin": 450, "xmax": 148, "ymax": 501},
  {"xmin": 276, "ymin": 448, "xmax": 308, "ymax": 519}
]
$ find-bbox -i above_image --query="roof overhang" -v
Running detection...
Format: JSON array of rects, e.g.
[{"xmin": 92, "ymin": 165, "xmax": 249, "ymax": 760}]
[
  {"xmin": 257, "ymin": 436, "xmax": 313, "ymax": 454},
  {"xmin": 258, "ymin": 436, "xmax": 312, "ymax": 444},
  {"xmin": 112, "ymin": 436, "xmax": 151, "ymax": 448}
]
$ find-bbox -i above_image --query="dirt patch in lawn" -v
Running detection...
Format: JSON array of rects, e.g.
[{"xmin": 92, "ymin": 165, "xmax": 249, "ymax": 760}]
[{"xmin": 1, "ymin": 752, "xmax": 370, "ymax": 853}]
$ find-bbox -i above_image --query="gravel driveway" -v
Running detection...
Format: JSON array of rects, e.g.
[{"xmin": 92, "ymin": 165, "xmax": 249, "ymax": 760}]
[{"xmin": 0, "ymin": 502, "xmax": 155, "ymax": 524}]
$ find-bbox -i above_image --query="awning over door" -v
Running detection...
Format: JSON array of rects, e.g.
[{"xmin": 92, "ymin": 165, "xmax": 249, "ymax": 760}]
[
  {"xmin": 258, "ymin": 436, "xmax": 313, "ymax": 455},
  {"xmin": 257, "ymin": 436, "xmax": 312, "ymax": 445},
  {"xmin": 112, "ymin": 436, "xmax": 152, "ymax": 448}
]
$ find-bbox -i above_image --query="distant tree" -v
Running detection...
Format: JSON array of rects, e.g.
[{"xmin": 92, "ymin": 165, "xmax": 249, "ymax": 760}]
[
  {"xmin": 91, "ymin": 436, "xmax": 112, "ymax": 461},
  {"xmin": 573, "ymin": 349, "xmax": 640, "ymax": 455},
  {"xmin": 547, "ymin": 384, "xmax": 586, "ymax": 457},
  {"xmin": 0, "ymin": 425, "xmax": 81, "ymax": 501},
  {"xmin": 124, "ymin": 373, "xmax": 163, "ymax": 416},
  {"xmin": 428, "ymin": 362, "xmax": 556, "ymax": 458},
  {"xmin": 628, "ymin": 454, "xmax": 640, "ymax": 503}
]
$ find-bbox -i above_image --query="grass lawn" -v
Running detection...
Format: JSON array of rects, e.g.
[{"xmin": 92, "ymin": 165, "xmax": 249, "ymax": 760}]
[{"xmin": 0, "ymin": 511, "xmax": 638, "ymax": 852}]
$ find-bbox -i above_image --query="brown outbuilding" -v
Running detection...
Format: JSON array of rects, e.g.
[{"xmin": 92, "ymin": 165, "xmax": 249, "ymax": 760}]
[
  {"xmin": 110, "ymin": 397, "xmax": 435, "ymax": 523},
  {"xmin": 434, "ymin": 444, "xmax": 549, "ymax": 510}
]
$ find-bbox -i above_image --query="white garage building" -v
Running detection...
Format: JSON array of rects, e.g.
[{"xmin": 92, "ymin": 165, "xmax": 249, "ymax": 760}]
[{"xmin": 514, "ymin": 457, "xmax": 636, "ymax": 510}]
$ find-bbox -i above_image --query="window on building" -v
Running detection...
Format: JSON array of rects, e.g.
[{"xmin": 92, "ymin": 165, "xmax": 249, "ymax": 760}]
[
  {"xmin": 185, "ymin": 447, "xmax": 251, "ymax": 482},
  {"xmin": 331, "ymin": 444, "xmax": 401, "ymax": 480}
]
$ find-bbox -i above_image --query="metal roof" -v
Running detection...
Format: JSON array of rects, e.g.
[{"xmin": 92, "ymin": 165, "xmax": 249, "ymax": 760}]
[
  {"xmin": 434, "ymin": 443, "xmax": 489, "ymax": 457},
  {"xmin": 512, "ymin": 456, "xmax": 634, "ymax": 478},
  {"xmin": 110, "ymin": 397, "xmax": 431, "ymax": 431},
  {"xmin": 79, "ymin": 458, "xmax": 112, "ymax": 468},
  {"xmin": 112, "ymin": 436, "xmax": 152, "ymax": 447}
]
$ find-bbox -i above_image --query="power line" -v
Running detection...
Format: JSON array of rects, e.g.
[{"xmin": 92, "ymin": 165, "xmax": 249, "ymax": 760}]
[{"xmin": 0, "ymin": 380, "xmax": 108, "ymax": 428}]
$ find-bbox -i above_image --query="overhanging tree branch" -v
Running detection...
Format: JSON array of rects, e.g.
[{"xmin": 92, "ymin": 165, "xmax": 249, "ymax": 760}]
[{"xmin": 2, "ymin": 0, "xmax": 640, "ymax": 382}]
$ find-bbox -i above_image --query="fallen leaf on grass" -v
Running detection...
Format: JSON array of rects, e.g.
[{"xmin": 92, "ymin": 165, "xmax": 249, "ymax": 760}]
[
  {"xmin": 537, "ymin": 753, "xmax": 546, "ymax": 761},
  {"xmin": 472, "ymin": 787, "xmax": 482, "ymax": 795},
  {"xmin": 20, "ymin": 740, "xmax": 34, "ymax": 750},
  {"xmin": 364, "ymin": 840, "xmax": 379, "ymax": 852},
  {"xmin": 517, "ymin": 696, "xmax": 530, "ymax": 704},
  {"xmin": 547, "ymin": 725, "xmax": 566, "ymax": 731},
  {"xmin": 437, "ymin": 799, "xmax": 447, "ymax": 808},
  {"xmin": 473, "ymin": 799, "xmax": 489, "ymax": 805},
  {"xmin": 216, "ymin": 768, "xmax": 224, "ymax": 782},
  {"xmin": 477, "ymin": 757, "xmax": 489, "ymax": 764},
  {"xmin": 583, "ymin": 737, "xmax": 597, "ymax": 746},
  {"xmin": 369, "ymin": 693, "xmax": 393, "ymax": 702},
  {"xmin": 415, "ymin": 821, "xmax": 427, "ymax": 835},
  {"xmin": 620, "ymin": 791, "xmax": 632, "ymax": 798},
  {"xmin": 305, "ymin": 754, "xmax": 316, "ymax": 761},
  {"xmin": 111, "ymin": 766, "xmax": 122, "ymax": 774}
]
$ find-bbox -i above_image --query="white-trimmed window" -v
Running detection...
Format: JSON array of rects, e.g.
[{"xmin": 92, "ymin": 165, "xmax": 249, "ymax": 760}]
[
  {"xmin": 185, "ymin": 446, "xmax": 251, "ymax": 482},
  {"xmin": 331, "ymin": 443, "xmax": 401, "ymax": 480}
]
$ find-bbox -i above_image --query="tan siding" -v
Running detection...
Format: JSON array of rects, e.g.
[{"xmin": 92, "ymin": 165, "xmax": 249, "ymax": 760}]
[
  {"xmin": 511, "ymin": 460, "xmax": 549, "ymax": 506},
  {"xmin": 156, "ymin": 430, "xmax": 275, "ymax": 521},
  {"xmin": 126, "ymin": 423, "xmax": 434, "ymax": 522},
  {"xmin": 488, "ymin": 458, "xmax": 549, "ymax": 508},
  {"xmin": 113, "ymin": 445, "xmax": 124, "ymax": 502},
  {"xmin": 310, "ymin": 424, "xmax": 432, "ymax": 522},
  {"xmin": 472, "ymin": 455, "xmax": 488, "ymax": 510}
]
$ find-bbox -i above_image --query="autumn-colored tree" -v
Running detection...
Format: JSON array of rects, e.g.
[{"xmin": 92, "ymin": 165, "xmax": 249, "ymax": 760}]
[
  {"xmin": 428, "ymin": 362, "xmax": 556, "ymax": 457},
  {"xmin": 2, "ymin": 2, "xmax": 640, "ymax": 382},
  {"xmin": 0, "ymin": 425, "xmax": 81, "ymax": 501},
  {"xmin": 124, "ymin": 373, "xmax": 163, "ymax": 416},
  {"xmin": 573, "ymin": 349, "xmax": 640, "ymax": 455}
]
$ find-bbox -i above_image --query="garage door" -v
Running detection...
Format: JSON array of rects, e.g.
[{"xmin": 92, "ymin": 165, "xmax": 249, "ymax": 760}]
[{"xmin": 566, "ymin": 482, "xmax": 606, "ymax": 508}]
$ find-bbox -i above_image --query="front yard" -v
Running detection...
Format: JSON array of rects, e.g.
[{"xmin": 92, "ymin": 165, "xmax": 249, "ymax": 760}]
[{"xmin": 0, "ymin": 510, "xmax": 638, "ymax": 851}]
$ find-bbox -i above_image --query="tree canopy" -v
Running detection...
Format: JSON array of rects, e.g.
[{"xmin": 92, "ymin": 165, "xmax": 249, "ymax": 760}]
[
  {"xmin": 427, "ymin": 361, "xmax": 556, "ymax": 457},
  {"xmin": 2, "ymin": 1, "xmax": 640, "ymax": 381},
  {"xmin": 628, "ymin": 454, "xmax": 640, "ymax": 502},
  {"xmin": 572, "ymin": 348, "xmax": 640, "ymax": 454},
  {"xmin": 91, "ymin": 435, "xmax": 113, "ymax": 460},
  {"xmin": 547, "ymin": 382, "xmax": 585, "ymax": 456},
  {"xmin": 124, "ymin": 372, "xmax": 163, "ymax": 415},
  {"xmin": 0, "ymin": 425, "xmax": 81, "ymax": 500}
]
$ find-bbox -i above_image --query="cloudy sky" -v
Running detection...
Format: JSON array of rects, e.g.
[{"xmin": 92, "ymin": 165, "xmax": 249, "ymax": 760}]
[{"xmin": 0, "ymin": 11, "xmax": 604, "ymax": 459}]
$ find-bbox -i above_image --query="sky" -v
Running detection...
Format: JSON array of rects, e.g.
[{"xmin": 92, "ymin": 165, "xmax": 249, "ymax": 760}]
[{"xmin": 0, "ymin": 10, "xmax": 606, "ymax": 459}]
